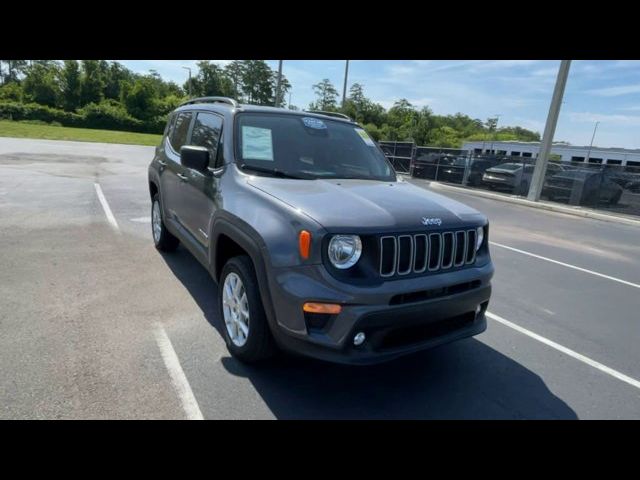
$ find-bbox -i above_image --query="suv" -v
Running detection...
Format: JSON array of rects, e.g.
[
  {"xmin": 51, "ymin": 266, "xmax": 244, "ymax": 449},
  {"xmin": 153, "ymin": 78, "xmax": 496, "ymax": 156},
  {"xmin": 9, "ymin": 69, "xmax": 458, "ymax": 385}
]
[{"xmin": 148, "ymin": 97, "xmax": 494, "ymax": 365}]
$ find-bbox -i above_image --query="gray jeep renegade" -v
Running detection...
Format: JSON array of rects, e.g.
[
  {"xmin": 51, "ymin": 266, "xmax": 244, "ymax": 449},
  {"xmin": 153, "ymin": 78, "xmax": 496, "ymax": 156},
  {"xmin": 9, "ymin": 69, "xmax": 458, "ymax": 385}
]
[{"xmin": 148, "ymin": 97, "xmax": 493, "ymax": 365}]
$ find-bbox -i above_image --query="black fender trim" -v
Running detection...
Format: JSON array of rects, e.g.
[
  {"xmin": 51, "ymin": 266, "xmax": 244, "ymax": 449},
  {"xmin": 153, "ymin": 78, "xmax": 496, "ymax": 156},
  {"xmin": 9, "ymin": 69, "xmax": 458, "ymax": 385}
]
[{"xmin": 209, "ymin": 212, "xmax": 279, "ymax": 334}]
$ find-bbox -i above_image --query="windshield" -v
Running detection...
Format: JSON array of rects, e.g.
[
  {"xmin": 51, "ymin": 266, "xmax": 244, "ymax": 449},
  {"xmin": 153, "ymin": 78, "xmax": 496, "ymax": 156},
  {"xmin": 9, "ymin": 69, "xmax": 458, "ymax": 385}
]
[{"xmin": 235, "ymin": 113, "xmax": 396, "ymax": 181}]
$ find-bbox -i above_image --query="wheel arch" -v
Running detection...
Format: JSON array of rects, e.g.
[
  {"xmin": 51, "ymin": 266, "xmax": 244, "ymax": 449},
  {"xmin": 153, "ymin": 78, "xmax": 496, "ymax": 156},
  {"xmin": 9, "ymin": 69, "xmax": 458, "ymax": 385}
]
[{"xmin": 209, "ymin": 213, "xmax": 278, "ymax": 332}]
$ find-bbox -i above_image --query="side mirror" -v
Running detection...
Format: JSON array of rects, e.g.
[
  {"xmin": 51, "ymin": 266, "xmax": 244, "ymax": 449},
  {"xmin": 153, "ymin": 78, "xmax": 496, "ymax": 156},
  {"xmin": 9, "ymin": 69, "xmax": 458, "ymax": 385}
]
[{"xmin": 180, "ymin": 145, "xmax": 210, "ymax": 172}]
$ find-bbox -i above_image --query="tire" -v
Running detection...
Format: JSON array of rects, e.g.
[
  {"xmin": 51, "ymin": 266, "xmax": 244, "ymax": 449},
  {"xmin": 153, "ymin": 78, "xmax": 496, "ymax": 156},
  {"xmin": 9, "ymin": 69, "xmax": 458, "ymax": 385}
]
[
  {"xmin": 219, "ymin": 255, "xmax": 276, "ymax": 363},
  {"xmin": 609, "ymin": 190, "xmax": 622, "ymax": 205},
  {"xmin": 519, "ymin": 181, "xmax": 529, "ymax": 196},
  {"xmin": 151, "ymin": 193, "xmax": 179, "ymax": 252}
]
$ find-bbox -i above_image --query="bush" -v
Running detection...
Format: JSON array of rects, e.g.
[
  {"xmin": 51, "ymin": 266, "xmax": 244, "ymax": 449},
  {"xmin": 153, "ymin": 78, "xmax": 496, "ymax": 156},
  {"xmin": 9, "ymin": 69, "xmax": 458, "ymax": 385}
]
[
  {"xmin": 0, "ymin": 101, "xmax": 81, "ymax": 126},
  {"xmin": 78, "ymin": 102, "xmax": 144, "ymax": 132},
  {"xmin": 0, "ymin": 83, "xmax": 24, "ymax": 102},
  {"xmin": 0, "ymin": 100, "xmax": 167, "ymax": 134}
]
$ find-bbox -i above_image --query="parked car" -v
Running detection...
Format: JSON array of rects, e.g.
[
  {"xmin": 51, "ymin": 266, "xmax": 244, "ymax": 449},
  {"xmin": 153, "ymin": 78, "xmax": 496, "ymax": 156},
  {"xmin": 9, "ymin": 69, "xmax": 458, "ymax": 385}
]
[
  {"xmin": 603, "ymin": 169, "xmax": 637, "ymax": 189},
  {"xmin": 542, "ymin": 170, "xmax": 623, "ymax": 205},
  {"xmin": 626, "ymin": 180, "xmax": 640, "ymax": 193},
  {"xmin": 482, "ymin": 162, "xmax": 565, "ymax": 195},
  {"xmin": 148, "ymin": 97, "xmax": 494, "ymax": 365},
  {"xmin": 431, "ymin": 156, "xmax": 467, "ymax": 184},
  {"xmin": 436, "ymin": 157, "xmax": 499, "ymax": 186},
  {"xmin": 412, "ymin": 153, "xmax": 452, "ymax": 180}
]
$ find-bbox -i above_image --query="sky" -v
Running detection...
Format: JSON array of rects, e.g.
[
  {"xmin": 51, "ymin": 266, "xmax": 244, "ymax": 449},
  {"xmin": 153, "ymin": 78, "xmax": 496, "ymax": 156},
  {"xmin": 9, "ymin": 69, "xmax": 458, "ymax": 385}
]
[{"xmin": 118, "ymin": 60, "xmax": 640, "ymax": 150}]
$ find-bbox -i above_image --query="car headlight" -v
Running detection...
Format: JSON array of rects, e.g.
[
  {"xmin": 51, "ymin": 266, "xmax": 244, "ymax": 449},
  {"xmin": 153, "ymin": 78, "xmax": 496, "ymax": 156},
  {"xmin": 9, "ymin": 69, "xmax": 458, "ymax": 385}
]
[
  {"xmin": 476, "ymin": 226, "xmax": 485, "ymax": 252},
  {"xmin": 328, "ymin": 235, "xmax": 362, "ymax": 269}
]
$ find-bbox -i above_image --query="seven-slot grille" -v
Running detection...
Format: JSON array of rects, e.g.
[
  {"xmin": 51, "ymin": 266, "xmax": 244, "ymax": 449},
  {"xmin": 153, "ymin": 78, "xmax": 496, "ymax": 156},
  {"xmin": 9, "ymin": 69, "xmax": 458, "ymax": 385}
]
[{"xmin": 379, "ymin": 230, "xmax": 477, "ymax": 277}]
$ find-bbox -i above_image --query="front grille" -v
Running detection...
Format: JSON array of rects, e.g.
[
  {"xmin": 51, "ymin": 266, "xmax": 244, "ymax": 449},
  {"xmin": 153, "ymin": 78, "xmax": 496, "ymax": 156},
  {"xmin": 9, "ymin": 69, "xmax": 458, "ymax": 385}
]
[{"xmin": 379, "ymin": 229, "xmax": 477, "ymax": 277}]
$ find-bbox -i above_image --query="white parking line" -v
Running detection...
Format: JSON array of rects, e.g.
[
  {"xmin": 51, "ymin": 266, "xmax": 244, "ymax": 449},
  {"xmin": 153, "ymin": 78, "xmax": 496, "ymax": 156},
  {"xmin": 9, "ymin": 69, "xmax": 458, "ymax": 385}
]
[
  {"xmin": 486, "ymin": 311, "xmax": 640, "ymax": 391},
  {"xmin": 490, "ymin": 241, "xmax": 640, "ymax": 290},
  {"xmin": 154, "ymin": 323, "xmax": 204, "ymax": 420},
  {"xmin": 94, "ymin": 183, "xmax": 119, "ymax": 231}
]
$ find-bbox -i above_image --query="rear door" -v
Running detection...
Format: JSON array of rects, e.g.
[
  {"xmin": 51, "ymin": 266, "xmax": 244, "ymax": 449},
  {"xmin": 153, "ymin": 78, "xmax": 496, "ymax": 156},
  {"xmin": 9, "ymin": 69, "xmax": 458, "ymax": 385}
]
[
  {"xmin": 162, "ymin": 110, "xmax": 194, "ymax": 228},
  {"xmin": 180, "ymin": 111, "xmax": 224, "ymax": 247}
]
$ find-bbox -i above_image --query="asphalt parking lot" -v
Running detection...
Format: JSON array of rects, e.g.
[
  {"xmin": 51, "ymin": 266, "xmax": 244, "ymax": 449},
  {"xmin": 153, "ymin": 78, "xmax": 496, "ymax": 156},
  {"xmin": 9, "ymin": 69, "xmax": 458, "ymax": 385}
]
[{"xmin": 1, "ymin": 137, "xmax": 639, "ymax": 419}]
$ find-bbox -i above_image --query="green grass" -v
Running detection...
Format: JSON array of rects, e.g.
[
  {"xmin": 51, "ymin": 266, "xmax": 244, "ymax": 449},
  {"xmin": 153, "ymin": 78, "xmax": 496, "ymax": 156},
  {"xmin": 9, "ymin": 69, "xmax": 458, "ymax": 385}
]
[{"xmin": 0, "ymin": 120, "xmax": 162, "ymax": 146}]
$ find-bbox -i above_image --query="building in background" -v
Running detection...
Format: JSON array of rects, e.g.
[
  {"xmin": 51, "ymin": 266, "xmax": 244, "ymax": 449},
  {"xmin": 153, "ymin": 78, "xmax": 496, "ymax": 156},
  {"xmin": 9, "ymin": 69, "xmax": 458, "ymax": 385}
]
[{"xmin": 462, "ymin": 141, "xmax": 640, "ymax": 168}]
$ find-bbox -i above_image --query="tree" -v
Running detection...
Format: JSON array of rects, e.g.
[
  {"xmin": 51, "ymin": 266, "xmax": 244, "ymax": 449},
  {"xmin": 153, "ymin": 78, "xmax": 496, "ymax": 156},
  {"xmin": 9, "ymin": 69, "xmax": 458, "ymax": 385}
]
[
  {"xmin": 22, "ymin": 61, "xmax": 61, "ymax": 107},
  {"xmin": 60, "ymin": 60, "xmax": 81, "ymax": 111},
  {"xmin": 1, "ymin": 60, "xmax": 27, "ymax": 84},
  {"xmin": 387, "ymin": 99, "xmax": 417, "ymax": 128},
  {"xmin": 429, "ymin": 126, "xmax": 462, "ymax": 148},
  {"xmin": 241, "ymin": 60, "xmax": 274, "ymax": 105},
  {"xmin": 103, "ymin": 61, "xmax": 133, "ymax": 100},
  {"xmin": 273, "ymin": 73, "xmax": 291, "ymax": 107},
  {"xmin": 224, "ymin": 60, "xmax": 246, "ymax": 100},
  {"xmin": 0, "ymin": 82, "xmax": 24, "ymax": 102},
  {"xmin": 310, "ymin": 78, "xmax": 339, "ymax": 111},
  {"xmin": 80, "ymin": 60, "xmax": 105, "ymax": 106},
  {"xmin": 124, "ymin": 77, "xmax": 158, "ymax": 120},
  {"xmin": 189, "ymin": 61, "xmax": 234, "ymax": 98}
]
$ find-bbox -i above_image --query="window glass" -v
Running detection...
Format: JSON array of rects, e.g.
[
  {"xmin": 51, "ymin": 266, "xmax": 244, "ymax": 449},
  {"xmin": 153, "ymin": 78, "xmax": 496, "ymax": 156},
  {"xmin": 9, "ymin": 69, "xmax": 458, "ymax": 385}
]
[
  {"xmin": 191, "ymin": 112, "xmax": 223, "ymax": 166},
  {"xmin": 164, "ymin": 113, "xmax": 176, "ymax": 137},
  {"xmin": 235, "ymin": 113, "xmax": 395, "ymax": 181},
  {"xmin": 170, "ymin": 111, "xmax": 193, "ymax": 152}
]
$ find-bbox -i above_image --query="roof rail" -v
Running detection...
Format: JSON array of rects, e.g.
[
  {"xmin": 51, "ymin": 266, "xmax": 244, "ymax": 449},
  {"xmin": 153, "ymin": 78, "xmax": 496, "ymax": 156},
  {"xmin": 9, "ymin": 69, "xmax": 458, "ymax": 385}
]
[
  {"xmin": 304, "ymin": 110, "xmax": 353, "ymax": 121},
  {"xmin": 179, "ymin": 96, "xmax": 239, "ymax": 108}
]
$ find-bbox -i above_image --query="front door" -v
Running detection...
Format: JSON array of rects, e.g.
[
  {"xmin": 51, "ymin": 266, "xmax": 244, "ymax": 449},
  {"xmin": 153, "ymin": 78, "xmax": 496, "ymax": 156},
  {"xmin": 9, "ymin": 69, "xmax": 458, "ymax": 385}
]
[{"xmin": 180, "ymin": 111, "xmax": 224, "ymax": 248}]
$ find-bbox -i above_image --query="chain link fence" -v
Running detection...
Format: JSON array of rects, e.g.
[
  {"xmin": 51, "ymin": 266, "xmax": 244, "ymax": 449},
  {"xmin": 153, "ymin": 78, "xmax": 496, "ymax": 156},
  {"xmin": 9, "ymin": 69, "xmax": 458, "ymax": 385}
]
[{"xmin": 380, "ymin": 142, "xmax": 640, "ymax": 218}]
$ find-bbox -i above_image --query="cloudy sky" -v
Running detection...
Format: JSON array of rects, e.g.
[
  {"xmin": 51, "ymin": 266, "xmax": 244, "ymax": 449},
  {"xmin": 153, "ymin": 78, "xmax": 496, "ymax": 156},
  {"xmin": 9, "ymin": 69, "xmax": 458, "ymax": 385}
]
[{"xmin": 118, "ymin": 60, "xmax": 640, "ymax": 149}]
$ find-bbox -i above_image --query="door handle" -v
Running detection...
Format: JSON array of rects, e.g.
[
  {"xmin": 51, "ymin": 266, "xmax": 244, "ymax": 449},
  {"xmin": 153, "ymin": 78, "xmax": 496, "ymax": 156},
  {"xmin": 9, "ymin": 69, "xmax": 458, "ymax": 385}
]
[
  {"xmin": 177, "ymin": 173, "xmax": 189, "ymax": 181},
  {"xmin": 158, "ymin": 160, "xmax": 167, "ymax": 166}
]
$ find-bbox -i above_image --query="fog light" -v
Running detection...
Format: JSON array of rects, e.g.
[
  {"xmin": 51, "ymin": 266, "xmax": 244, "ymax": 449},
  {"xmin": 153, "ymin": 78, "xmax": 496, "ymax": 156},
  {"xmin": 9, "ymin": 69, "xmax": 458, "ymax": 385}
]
[{"xmin": 353, "ymin": 332, "xmax": 366, "ymax": 346}]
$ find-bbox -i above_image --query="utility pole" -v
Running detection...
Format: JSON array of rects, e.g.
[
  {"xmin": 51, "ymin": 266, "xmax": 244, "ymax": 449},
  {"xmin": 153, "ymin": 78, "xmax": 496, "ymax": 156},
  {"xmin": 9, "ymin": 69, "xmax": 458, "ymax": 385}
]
[
  {"xmin": 274, "ymin": 60, "xmax": 283, "ymax": 108},
  {"xmin": 182, "ymin": 66, "xmax": 192, "ymax": 98},
  {"xmin": 488, "ymin": 114, "xmax": 501, "ymax": 154},
  {"xmin": 342, "ymin": 60, "xmax": 350, "ymax": 109},
  {"xmin": 584, "ymin": 121, "xmax": 600, "ymax": 163},
  {"xmin": 527, "ymin": 60, "xmax": 572, "ymax": 202}
]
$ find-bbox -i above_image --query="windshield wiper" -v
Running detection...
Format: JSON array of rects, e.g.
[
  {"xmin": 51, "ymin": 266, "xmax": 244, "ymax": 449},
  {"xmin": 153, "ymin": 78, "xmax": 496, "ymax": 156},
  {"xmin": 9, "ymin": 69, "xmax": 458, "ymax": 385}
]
[{"xmin": 238, "ymin": 163, "xmax": 315, "ymax": 180}]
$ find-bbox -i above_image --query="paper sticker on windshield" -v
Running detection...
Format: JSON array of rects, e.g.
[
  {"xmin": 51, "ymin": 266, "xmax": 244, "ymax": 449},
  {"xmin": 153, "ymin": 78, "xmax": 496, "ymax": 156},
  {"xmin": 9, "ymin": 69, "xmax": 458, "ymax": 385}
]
[
  {"xmin": 242, "ymin": 126, "xmax": 274, "ymax": 161},
  {"xmin": 302, "ymin": 117, "xmax": 327, "ymax": 129},
  {"xmin": 355, "ymin": 128, "xmax": 375, "ymax": 146}
]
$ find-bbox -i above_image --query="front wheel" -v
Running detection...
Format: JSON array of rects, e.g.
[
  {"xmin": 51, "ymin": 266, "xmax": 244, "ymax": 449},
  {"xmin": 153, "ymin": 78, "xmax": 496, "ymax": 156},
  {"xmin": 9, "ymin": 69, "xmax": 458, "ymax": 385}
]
[{"xmin": 219, "ymin": 255, "xmax": 276, "ymax": 363}]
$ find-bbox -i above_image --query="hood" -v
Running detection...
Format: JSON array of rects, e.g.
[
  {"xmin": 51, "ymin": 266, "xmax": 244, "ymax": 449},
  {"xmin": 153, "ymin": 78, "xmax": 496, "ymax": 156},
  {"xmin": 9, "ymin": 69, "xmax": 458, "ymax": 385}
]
[{"xmin": 247, "ymin": 176, "xmax": 485, "ymax": 231}]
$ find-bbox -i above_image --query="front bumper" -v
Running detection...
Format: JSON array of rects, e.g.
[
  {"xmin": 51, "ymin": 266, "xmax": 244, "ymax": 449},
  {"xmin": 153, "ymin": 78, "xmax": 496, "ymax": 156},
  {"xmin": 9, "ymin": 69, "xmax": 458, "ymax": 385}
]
[
  {"xmin": 482, "ymin": 176, "xmax": 516, "ymax": 190},
  {"xmin": 265, "ymin": 261, "xmax": 493, "ymax": 365}
]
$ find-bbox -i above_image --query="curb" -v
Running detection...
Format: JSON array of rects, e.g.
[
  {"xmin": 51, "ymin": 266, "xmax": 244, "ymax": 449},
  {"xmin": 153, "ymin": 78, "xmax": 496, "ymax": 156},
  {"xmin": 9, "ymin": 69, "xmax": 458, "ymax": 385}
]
[{"xmin": 403, "ymin": 176, "xmax": 640, "ymax": 228}]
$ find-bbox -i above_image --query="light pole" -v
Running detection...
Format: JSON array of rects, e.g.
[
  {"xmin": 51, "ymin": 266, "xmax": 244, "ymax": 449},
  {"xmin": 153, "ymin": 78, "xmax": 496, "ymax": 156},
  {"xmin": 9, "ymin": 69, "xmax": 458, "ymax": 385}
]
[
  {"xmin": 527, "ymin": 60, "xmax": 572, "ymax": 202},
  {"xmin": 584, "ymin": 121, "xmax": 600, "ymax": 164},
  {"xmin": 342, "ymin": 60, "xmax": 350, "ymax": 109},
  {"xmin": 274, "ymin": 60, "xmax": 283, "ymax": 108},
  {"xmin": 489, "ymin": 114, "xmax": 501, "ymax": 154},
  {"xmin": 182, "ymin": 66, "xmax": 192, "ymax": 98}
]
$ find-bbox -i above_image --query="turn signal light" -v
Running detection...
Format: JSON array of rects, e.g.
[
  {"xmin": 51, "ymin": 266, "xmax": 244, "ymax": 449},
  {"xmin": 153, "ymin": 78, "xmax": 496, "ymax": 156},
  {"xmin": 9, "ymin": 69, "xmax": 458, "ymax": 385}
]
[
  {"xmin": 303, "ymin": 302, "xmax": 342, "ymax": 315},
  {"xmin": 299, "ymin": 230, "xmax": 311, "ymax": 259}
]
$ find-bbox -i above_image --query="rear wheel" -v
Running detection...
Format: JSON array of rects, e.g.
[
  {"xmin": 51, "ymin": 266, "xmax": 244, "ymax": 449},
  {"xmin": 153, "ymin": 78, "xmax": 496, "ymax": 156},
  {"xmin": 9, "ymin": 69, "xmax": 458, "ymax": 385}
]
[
  {"xmin": 609, "ymin": 190, "xmax": 622, "ymax": 205},
  {"xmin": 219, "ymin": 255, "xmax": 276, "ymax": 363},
  {"xmin": 151, "ymin": 193, "xmax": 179, "ymax": 252}
]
